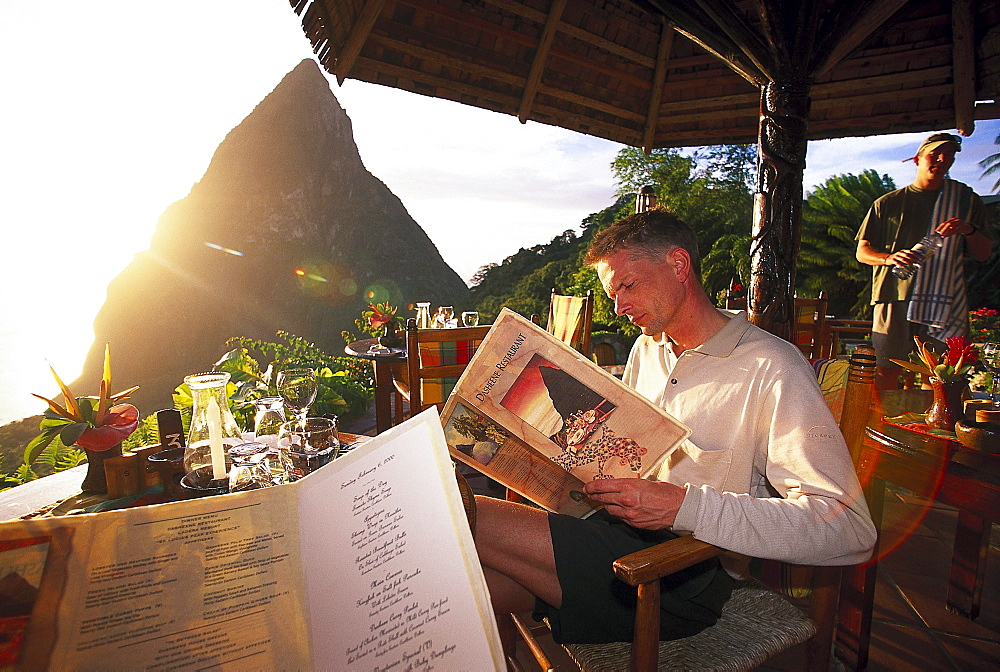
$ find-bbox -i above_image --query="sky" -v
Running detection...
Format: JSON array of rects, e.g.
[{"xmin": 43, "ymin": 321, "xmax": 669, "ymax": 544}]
[{"xmin": 1, "ymin": 0, "xmax": 999, "ymax": 425}]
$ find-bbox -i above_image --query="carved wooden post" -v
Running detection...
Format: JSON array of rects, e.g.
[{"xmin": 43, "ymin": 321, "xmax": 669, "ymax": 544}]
[{"xmin": 749, "ymin": 80, "xmax": 810, "ymax": 340}]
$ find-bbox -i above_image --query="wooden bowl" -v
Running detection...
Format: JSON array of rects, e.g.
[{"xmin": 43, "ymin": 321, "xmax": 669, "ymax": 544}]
[{"xmin": 954, "ymin": 417, "xmax": 1000, "ymax": 454}]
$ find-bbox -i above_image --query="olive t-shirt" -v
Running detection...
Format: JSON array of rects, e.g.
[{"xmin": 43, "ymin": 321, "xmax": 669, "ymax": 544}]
[{"xmin": 855, "ymin": 182, "xmax": 984, "ymax": 304}]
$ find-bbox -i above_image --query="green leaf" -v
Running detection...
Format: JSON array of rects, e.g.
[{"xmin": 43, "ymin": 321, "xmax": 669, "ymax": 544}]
[
  {"xmin": 173, "ymin": 383, "xmax": 193, "ymax": 410},
  {"xmin": 40, "ymin": 415, "xmax": 72, "ymax": 430},
  {"xmin": 59, "ymin": 422, "xmax": 88, "ymax": 448},
  {"xmin": 77, "ymin": 397, "xmax": 97, "ymax": 424},
  {"xmin": 24, "ymin": 428, "xmax": 60, "ymax": 465}
]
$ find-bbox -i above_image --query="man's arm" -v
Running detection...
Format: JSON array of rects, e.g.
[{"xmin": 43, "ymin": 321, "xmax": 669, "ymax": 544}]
[{"xmin": 856, "ymin": 239, "xmax": 920, "ymax": 268}]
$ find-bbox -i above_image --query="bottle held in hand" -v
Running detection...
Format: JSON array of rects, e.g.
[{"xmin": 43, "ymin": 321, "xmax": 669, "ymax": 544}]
[{"xmin": 891, "ymin": 232, "xmax": 944, "ymax": 279}]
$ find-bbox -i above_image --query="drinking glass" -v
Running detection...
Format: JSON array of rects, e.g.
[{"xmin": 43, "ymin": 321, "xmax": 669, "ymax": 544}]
[
  {"xmin": 461, "ymin": 311, "xmax": 480, "ymax": 327},
  {"xmin": 981, "ymin": 342, "xmax": 1000, "ymax": 406},
  {"xmin": 440, "ymin": 306, "xmax": 455, "ymax": 327},
  {"xmin": 277, "ymin": 417, "xmax": 340, "ymax": 479},
  {"xmin": 276, "ymin": 367, "xmax": 318, "ymax": 427},
  {"xmin": 252, "ymin": 396, "xmax": 286, "ymax": 444},
  {"xmin": 228, "ymin": 441, "xmax": 292, "ymax": 490}
]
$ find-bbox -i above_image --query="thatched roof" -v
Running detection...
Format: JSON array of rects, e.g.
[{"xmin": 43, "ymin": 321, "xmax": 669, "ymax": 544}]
[{"xmin": 290, "ymin": 0, "xmax": 1000, "ymax": 151}]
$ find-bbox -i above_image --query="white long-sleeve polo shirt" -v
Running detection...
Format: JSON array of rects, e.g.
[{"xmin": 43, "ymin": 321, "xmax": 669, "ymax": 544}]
[{"xmin": 622, "ymin": 310, "xmax": 876, "ymax": 566}]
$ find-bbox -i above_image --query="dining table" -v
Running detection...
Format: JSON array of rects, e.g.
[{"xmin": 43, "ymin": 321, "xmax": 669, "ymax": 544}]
[
  {"xmin": 344, "ymin": 337, "xmax": 406, "ymax": 434},
  {"xmin": 837, "ymin": 389, "xmax": 1000, "ymax": 669},
  {"xmin": 0, "ymin": 432, "xmax": 369, "ymax": 522}
]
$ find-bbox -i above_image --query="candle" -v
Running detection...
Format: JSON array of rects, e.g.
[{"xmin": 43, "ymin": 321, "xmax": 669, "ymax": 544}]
[{"xmin": 207, "ymin": 395, "xmax": 226, "ymax": 480}]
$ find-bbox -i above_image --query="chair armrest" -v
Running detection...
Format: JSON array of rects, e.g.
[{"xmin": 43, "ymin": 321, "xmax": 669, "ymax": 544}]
[{"xmin": 613, "ymin": 535, "xmax": 723, "ymax": 586}]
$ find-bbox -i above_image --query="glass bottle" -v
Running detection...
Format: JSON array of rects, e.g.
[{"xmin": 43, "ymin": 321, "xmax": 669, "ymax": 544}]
[
  {"xmin": 892, "ymin": 232, "xmax": 945, "ymax": 279},
  {"xmin": 415, "ymin": 302, "xmax": 431, "ymax": 329},
  {"xmin": 183, "ymin": 372, "xmax": 245, "ymax": 478}
]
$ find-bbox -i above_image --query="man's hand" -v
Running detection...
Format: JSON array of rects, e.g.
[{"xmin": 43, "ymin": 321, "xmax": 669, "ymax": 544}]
[
  {"xmin": 582, "ymin": 479, "xmax": 687, "ymax": 529},
  {"xmin": 934, "ymin": 216, "xmax": 970, "ymax": 237}
]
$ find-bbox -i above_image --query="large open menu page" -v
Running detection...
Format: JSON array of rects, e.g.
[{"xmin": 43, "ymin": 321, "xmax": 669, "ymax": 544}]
[{"xmin": 0, "ymin": 409, "xmax": 503, "ymax": 671}]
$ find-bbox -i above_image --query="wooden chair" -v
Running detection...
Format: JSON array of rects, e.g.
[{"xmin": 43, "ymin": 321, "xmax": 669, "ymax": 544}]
[
  {"xmin": 512, "ymin": 345, "xmax": 878, "ymax": 672},
  {"xmin": 390, "ymin": 318, "xmax": 491, "ymax": 419},
  {"xmin": 546, "ymin": 289, "xmax": 594, "ymax": 358},
  {"xmin": 792, "ymin": 291, "xmax": 830, "ymax": 359}
]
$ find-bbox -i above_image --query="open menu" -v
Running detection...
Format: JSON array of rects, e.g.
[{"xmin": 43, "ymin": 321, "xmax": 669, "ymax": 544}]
[
  {"xmin": 0, "ymin": 409, "xmax": 504, "ymax": 671},
  {"xmin": 441, "ymin": 309, "xmax": 691, "ymax": 517}
]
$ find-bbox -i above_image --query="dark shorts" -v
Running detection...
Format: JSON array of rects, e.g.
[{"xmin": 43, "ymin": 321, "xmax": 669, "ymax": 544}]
[
  {"xmin": 533, "ymin": 510, "xmax": 734, "ymax": 644},
  {"xmin": 872, "ymin": 302, "xmax": 949, "ymax": 367}
]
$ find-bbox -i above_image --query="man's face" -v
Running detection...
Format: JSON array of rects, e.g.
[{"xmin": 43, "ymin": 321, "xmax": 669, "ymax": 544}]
[
  {"xmin": 595, "ymin": 247, "xmax": 686, "ymax": 337},
  {"xmin": 916, "ymin": 146, "xmax": 956, "ymax": 186}
]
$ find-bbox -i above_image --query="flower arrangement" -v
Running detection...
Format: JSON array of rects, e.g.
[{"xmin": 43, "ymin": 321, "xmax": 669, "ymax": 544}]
[
  {"xmin": 889, "ymin": 336, "xmax": 977, "ymax": 383},
  {"xmin": 27, "ymin": 344, "xmax": 140, "ymax": 462},
  {"xmin": 354, "ymin": 301, "xmax": 403, "ymax": 338}
]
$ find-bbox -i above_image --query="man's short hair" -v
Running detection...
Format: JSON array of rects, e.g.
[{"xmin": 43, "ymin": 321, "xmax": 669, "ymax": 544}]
[{"xmin": 584, "ymin": 208, "xmax": 701, "ymax": 277}]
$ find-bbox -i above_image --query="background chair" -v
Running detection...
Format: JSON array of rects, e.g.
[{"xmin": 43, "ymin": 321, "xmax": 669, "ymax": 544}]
[
  {"xmin": 546, "ymin": 289, "xmax": 594, "ymax": 358},
  {"xmin": 512, "ymin": 345, "xmax": 877, "ymax": 672},
  {"xmin": 792, "ymin": 291, "xmax": 831, "ymax": 359},
  {"xmin": 390, "ymin": 318, "xmax": 491, "ymax": 420}
]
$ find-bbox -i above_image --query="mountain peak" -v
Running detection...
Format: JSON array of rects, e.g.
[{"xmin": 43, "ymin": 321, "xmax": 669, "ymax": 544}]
[{"xmin": 74, "ymin": 60, "xmax": 467, "ymax": 416}]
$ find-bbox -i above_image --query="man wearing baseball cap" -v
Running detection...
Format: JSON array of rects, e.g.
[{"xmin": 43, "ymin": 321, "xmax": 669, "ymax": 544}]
[{"xmin": 856, "ymin": 132, "xmax": 992, "ymax": 389}]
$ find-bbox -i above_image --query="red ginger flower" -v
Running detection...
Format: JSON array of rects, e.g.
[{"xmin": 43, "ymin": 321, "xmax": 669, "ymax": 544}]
[{"xmin": 945, "ymin": 336, "xmax": 977, "ymax": 367}]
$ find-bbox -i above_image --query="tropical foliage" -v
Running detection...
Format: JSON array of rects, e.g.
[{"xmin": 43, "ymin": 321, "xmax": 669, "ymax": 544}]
[
  {"xmin": 799, "ymin": 170, "xmax": 896, "ymax": 317},
  {"xmin": 468, "ymin": 144, "xmax": 901, "ymax": 340},
  {"xmin": 206, "ymin": 330, "xmax": 373, "ymax": 430},
  {"xmin": 979, "ymin": 132, "xmax": 1000, "ymax": 193}
]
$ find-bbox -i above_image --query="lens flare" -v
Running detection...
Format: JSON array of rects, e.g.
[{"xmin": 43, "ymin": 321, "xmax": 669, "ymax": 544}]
[
  {"xmin": 294, "ymin": 259, "xmax": 358, "ymax": 306},
  {"xmin": 204, "ymin": 241, "xmax": 244, "ymax": 256},
  {"xmin": 363, "ymin": 279, "xmax": 403, "ymax": 308}
]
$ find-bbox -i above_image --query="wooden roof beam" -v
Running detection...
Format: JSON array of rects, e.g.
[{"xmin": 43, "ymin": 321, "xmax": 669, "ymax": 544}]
[
  {"xmin": 812, "ymin": 0, "xmax": 911, "ymax": 78},
  {"xmin": 518, "ymin": 0, "xmax": 568, "ymax": 123},
  {"xmin": 335, "ymin": 0, "xmax": 391, "ymax": 85},
  {"xmin": 482, "ymin": 0, "xmax": 666, "ymax": 69},
  {"xmin": 952, "ymin": 0, "xmax": 976, "ymax": 136},
  {"xmin": 644, "ymin": 0, "xmax": 765, "ymax": 86},
  {"xmin": 643, "ymin": 21, "xmax": 675, "ymax": 154},
  {"xmin": 692, "ymin": 0, "xmax": 775, "ymax": 80}
]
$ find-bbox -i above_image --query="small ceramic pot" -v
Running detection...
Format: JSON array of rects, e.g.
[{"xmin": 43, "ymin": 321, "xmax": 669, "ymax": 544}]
[{"xmin": 954, "ymin": 410, "xmax": 1000, "ymax": 453}]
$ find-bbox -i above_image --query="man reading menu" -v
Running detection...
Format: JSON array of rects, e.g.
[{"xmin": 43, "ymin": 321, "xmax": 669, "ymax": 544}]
[{"xmin": 474, "ymin": 209, "xmax": 876, "ymax": 661}]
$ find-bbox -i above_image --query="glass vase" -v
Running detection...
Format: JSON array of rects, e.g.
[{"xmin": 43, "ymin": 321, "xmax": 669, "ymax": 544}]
[
  {"xmin": 183, "ymin": 372, "xmax": 244, "ymax": 477},
  {"xmin": 924, "ymin": 377, "xmax": 967, "ymax": 432}
]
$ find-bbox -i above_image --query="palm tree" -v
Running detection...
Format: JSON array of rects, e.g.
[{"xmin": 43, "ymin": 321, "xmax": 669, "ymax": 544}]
[
  {"xmin": 798, "ymin": 170, "xmax": 896, "ymax": 317},
  {"xmin": 979, "ymin": 133, "xmax": 1000, "ymax": 193}
]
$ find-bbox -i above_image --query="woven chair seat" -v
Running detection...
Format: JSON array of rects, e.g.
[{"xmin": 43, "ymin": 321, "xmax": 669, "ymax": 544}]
[{"xmin": 562, "ymin": 580, "xmax": 817, "ymax": 672}]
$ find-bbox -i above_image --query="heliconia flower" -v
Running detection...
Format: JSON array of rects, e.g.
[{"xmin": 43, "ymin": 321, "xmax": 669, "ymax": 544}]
[{"xmin": 74, "ymin": 404, "xmax": 140, "ymax": 451}]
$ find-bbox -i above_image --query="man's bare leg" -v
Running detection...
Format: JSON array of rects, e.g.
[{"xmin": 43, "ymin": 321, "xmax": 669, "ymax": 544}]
[{"xmin": 474, "ymin": 496, "xmax": 563, "ymax": 661}]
